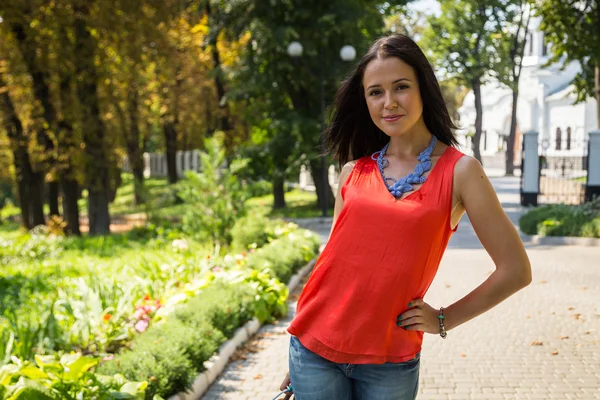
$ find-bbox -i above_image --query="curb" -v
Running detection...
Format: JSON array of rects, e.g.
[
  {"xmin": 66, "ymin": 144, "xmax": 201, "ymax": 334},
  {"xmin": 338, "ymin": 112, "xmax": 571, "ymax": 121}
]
[
  {"xmin": 169, "ymin": 258, "xmax": 317, "ymax": 400},
  {"xmin": 520, "ymin": 233, "xmax": 600, "ymax": 247}
]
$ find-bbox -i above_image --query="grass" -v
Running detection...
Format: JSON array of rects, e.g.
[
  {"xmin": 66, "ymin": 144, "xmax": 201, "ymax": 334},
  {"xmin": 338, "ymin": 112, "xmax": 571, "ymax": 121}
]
[
  {"xmin": 247, "ymin": 188, "xmax": 333, "ymax": 219},
  {"xmin": 0, "ymin": 175, "xmax": 332, "ymax": 238}
]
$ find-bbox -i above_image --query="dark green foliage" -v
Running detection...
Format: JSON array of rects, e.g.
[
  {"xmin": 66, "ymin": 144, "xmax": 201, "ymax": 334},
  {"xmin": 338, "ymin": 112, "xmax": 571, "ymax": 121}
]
[
  {"xmin": 246, "ymin": 232, "xmax": 320, "ymax": 283},
  {"xmin": 534, "ymin": 0, "xmax": 600, "ymax": 103},
  {"xmin": 230, "ymin": 213, "xmax": 277, "ymax": 251},
  {"xmin": 173, "ymin": 282, "xmax": 255, "ymax": 339},
  {"xmin": 519, "ymin": 198, "xmax": 600, "ymax": 238},
  {"xmin": 247, "ymin": 180, "xmax": 273, "ymax": 197},
  {"xmin": 98, "ymin": 331, "xmax": 197, "ymax": 399},
  {"xmin": 98, "ymin": 282, "xmax": 257, "ymax": 398}
]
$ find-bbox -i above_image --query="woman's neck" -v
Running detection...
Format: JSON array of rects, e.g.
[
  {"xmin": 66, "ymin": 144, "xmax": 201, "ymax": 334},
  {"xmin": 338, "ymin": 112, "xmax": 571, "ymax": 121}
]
[{"xmin": 385, "ymin": 124, "xmax": 434, "ymax": 159}]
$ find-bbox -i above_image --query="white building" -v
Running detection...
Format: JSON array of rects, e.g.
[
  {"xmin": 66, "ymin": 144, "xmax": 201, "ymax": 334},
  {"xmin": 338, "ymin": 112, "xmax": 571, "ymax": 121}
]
[{"xmin": 457, "ymin": 17, "xmax": 598, "ymax": 162}]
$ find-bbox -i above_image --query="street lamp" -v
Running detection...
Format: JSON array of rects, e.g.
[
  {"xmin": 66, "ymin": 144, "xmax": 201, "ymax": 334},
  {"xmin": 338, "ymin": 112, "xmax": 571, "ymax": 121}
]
[{"xmin": 287, "ymin": 41, "xmax": 356, "ymax": 217}]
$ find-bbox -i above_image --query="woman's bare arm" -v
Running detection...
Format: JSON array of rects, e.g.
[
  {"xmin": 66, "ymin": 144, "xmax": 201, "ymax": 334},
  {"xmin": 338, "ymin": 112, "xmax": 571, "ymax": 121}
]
[
  {"xmin": 443, "ymin": 156, "xmax": 532, "ymax": 331},
  {"xmin": 400, "ymin": 156, "xmax": 531, "ymax": 334}
]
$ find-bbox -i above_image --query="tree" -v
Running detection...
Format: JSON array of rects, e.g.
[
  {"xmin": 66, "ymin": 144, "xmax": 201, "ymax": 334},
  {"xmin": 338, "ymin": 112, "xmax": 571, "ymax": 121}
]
[
  {"xmin": 533, "ymin": 0, "xmax": 600, "ymax": 128},
  {"xmin": 232, "ymin": 0, "xmax": 402, "ymax": 211},
  {"xmin": 73, "ymin": 1, "xmax": 115, "ymax": 235},
  {"xmin": 0, "ymin": 68, "xmax": 35, "ymax": 229},
  {"xmin": 497, "ymin": 0, "xmax": 531, "ymax": 175},
  {"xmin": 425, "ymin": 0, "xmax": 510, "ymax": 163}
]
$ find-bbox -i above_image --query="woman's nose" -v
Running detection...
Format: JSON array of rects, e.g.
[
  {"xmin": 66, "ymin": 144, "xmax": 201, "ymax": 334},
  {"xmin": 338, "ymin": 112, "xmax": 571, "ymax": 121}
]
[{"xmin": 384, "ymin": 93, "xmax": 397, "ymax": 109}]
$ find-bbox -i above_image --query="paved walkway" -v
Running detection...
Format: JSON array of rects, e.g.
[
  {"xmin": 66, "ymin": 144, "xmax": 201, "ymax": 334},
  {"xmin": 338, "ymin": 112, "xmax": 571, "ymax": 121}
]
[{"xmin": 202, "ymin": 174, "xmax": 600, "ymax": 400}]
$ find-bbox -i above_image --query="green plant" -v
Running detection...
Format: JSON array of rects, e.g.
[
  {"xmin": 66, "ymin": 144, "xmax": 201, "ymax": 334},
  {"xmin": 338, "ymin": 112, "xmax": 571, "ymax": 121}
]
[
  {"xmin": 519, "ymin": 200, "xmax": 600, "ymax": 238},
  {"xmin": 247, "ymin": 180, "xmax": 272, "ymax": 197},
  {"xmin": 230, "ymin": 212, "xmax": 276, "ymax": 251},
  {"xmin": 245, "ymin": 229, "xmax": 320, "ymax": 283},
  {"xmin": 178, "ymin": 137, "xmax": 250, "ymax": 246},
  {"xmin": 0, "ymin": 353, "xmax": 149, "ymax": 399}
]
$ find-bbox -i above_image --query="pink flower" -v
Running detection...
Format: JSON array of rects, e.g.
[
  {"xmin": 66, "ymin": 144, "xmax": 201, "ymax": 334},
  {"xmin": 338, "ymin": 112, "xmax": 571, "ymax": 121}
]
[
  {"xmin": 103, "ymin": 354, "xmax": 115, "ymax": 361},
  {"xmin": 211, "ymin": 266, "xmax": 223, "ymax": 273},
  {"xmin": 135, "ymin": 319, "xmax": 149, "ymax": 333},
  {"xmin": 133, "ymin": 308, "xmax": 146, "ymax": 320}
]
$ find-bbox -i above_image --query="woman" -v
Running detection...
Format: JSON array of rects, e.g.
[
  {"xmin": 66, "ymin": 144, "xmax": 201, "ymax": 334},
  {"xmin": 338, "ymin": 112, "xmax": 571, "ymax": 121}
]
[{"xmin": 278, "ymin": 34, "xmax": 531, "ymax": 400}]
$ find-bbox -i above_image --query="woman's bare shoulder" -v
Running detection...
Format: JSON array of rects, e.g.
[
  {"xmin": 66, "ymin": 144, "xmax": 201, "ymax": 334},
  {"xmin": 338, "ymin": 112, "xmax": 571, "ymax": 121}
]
[{"xmin": 338, "ymin": 159, "xmax": 359, "ymax": 184}]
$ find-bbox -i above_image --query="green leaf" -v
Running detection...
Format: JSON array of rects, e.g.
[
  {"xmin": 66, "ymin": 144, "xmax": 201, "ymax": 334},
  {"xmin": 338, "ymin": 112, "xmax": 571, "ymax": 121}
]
[
  {"xmin": 17, "ymin": 365, "xmax": 48, "ymax": 380},
  {"xmin": 34, "ymin": 355, "xmax": 60, "ymax": 370},
  {"xmin": 62, "ymin": 355, "xmax": 98, "ymax": 381},
  {"xmin": 119, "ymin": 381, "xmax": 148, "ymax": 394}
]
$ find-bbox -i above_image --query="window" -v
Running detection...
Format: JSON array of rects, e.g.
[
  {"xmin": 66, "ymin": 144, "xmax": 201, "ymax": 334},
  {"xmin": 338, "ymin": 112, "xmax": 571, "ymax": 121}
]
[
  {"xmin": 566, "ymin": 127, "xmax": 572, "ymax": 150},
  {"xmin": 528, "ymin": 33, "xmax": 534, "ymax": 55},
  {"xmin": 542, "ymin": 34, "xmax": 548, "ymax": 56},
  {"xmin": 555, "ymin": 127, "xmax": 562, "ymax": 150}
]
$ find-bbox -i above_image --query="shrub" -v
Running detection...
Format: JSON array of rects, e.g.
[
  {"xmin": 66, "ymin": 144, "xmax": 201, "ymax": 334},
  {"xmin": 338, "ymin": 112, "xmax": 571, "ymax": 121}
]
[
  {"xmin": 99, "ymin": 282, "xmax": 255, "ymax": 398},
  {"xmin": 246, "ymin": 230, "xmax": 320, "ymax": 283},
  {"xmin": 519, "ymin": 199, "xmax": 600, "ymax": 238},
  {"xmin": 178, "ymin": 137, "xmax": 250, "ymax": 246},
  {"xmin": 230, "ymin": 212, "xmax": 276, "ymax": 251},
  {"xmin": 247, "ymin": 180, "xmax": 272, "ymax": 197}
]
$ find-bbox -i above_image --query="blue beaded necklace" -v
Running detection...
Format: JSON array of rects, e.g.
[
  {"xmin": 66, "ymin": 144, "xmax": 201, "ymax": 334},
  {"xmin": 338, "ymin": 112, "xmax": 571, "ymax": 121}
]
[{"xmin": 371, "ymin": 135, "xmax": 437, "ymax": 199}]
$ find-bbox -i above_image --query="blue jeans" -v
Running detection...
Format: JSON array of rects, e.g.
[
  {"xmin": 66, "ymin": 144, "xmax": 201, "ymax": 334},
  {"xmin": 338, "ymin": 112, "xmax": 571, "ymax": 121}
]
[{"xmin": 288, "ymin": 336, "xmax": 420, "ymax": 400}]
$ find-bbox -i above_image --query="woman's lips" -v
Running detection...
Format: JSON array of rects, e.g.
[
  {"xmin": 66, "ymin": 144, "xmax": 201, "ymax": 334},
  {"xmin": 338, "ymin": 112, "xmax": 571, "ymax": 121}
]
[{"xmin": 383, "ymin": 115, "xmax": 404, "ymax": 122}]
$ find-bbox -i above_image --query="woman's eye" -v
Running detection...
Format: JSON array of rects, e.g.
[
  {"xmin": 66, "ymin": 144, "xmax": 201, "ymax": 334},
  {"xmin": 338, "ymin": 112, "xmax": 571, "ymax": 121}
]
[
  {"xmin": 369, "ymin": 90, "xmax": 382, "ymax": 96},
  {"xmin": 396, "ymin": 85, "xmax": 409, "ymax": 91}
]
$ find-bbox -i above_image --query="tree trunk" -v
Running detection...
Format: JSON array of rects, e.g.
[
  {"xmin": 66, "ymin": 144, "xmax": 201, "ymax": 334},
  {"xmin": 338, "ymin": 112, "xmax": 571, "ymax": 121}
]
[
  {"xmin": 272, "ymin": 174, "xmax": 286, "ymax": 209},
  {"xmin": 48, "ymin": 181, "xmax": 60, "ymax": 217},
  {"xmin": 205, "ymin": 1, "xmax": 232, "ymax": 134},
  {"xmin": 10, "ymin": 18, "xmax": 59, "ymax": 220},
  {"xmin": 0, "ymin": 72, "xmax": 34, "ymax": 229},
  {"xmin": 126, "ymin": 87, "xmax": 146, "ymax": 205},
  {"xmin": 30, "ymin": 172, "xmax": 45, "ymax": 227},
  {"xmin": 60, "ymin": 175, "xmax": 81, "ymax": 236},
  {"xmin": 505, "ymin": 89, "xmax": 519, "ymax": 176},
  {"xmin": 13, "ymin": 150, "xmax": 33, "ymax": 230},
  {"xmin": 471, "ymin": 78, "xmax": 483, "ymax": 164},
  {"xmin": 309, "ymin": 158, "xmax": 334, "ymax": 212},
  {"xmin": 74, "ymin": 3, "xmax": 111, "ymax": 235},
  {"xmin": 163, "ymin": 121, "xmax": 178, "ymax": 184}
]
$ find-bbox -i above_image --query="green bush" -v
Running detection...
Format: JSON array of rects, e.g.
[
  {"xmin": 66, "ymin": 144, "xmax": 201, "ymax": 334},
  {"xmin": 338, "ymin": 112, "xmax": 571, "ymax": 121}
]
[
  {"xmin": 246, "ymin": 230, "xmax": 320, "ymax": 283},
  {"xmin": 99, "ymin": 282, "xmax": 256, "ymax": 399},
  {"xmin": 99, "ymin": 230, "xmax": 319, "ymax": 399},
  {"xmin": 247, "ymin": 180, "xmax": 272, "ymax": 197},
  {"xmin": 519, "ymin": 198, "xmax": 600, "ymax": 238},
  {"xmin": 177, "ymin": 137, "xmax": 250, "ymax": 246},
  {"xmin": 230, "ymin": 212, "xmax": 276, "ymax": 251},
  {"xmin": 172, "ymin": 281, "xmax": 255, "ymax": 338}
]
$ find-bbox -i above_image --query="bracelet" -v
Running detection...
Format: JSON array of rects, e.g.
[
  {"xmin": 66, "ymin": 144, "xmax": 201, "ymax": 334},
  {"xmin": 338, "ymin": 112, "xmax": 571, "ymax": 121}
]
[{"xmin": 438, "ymin": 307, "xmax": 447, "ymax": 339}]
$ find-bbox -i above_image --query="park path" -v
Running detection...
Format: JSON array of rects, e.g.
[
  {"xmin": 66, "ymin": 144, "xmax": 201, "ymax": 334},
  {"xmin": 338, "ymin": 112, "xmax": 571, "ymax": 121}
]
[{"xmin": 201, "ymin": 171, "xmax": 600, "ymax": 400}]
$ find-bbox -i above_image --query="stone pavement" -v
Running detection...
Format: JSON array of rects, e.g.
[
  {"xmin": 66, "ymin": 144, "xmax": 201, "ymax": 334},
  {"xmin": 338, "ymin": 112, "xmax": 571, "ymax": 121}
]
[{"xmin": 201, "ymin": 174, "xmax": 600, "ymax": 400}]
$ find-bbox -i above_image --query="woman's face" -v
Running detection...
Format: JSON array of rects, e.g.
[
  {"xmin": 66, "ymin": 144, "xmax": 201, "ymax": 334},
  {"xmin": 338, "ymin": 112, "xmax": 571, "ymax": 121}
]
[{"xmin": 362, "ymin": 56, "xmax": 424, "ymax": 138}]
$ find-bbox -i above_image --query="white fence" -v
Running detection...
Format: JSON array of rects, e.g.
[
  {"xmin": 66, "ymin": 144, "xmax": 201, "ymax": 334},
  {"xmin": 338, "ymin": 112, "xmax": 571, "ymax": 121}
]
[
  {"xmin": 124, "ymin": 150, "xmax": 340, "ymax": 192},
  {"xmin": 122, "ymin": 150, "xmax": 201, "ymax": 178},
  {"xmin": 297, "ymin": 164, "xmax": 339, "ymax": 192}
]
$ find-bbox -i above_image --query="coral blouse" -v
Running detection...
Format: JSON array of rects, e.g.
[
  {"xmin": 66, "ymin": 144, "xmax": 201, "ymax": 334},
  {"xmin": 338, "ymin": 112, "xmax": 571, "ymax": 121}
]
[{"xmin": 287, "ymin": 146, "xmax": 465, "ymax": 364}]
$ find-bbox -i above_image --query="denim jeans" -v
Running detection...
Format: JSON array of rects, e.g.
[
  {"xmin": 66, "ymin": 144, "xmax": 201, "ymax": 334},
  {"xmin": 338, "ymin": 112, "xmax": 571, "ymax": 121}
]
[{"xmin": 288, "ymin": 335, "xmax": 420, "ymax": 400}]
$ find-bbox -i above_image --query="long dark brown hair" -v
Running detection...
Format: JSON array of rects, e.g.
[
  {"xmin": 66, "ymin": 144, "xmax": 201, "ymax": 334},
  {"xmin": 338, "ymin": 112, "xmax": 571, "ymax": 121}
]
[{"xmin": 325, "ymin": 34, "xmax": 459, "ymax": 168}]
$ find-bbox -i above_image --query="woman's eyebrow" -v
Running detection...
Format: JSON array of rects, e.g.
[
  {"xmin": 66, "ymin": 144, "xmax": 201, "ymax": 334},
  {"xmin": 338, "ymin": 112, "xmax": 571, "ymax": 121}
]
[{"xmin": 366, "ymin": 78, "xmax": 411, "ymax": 90}]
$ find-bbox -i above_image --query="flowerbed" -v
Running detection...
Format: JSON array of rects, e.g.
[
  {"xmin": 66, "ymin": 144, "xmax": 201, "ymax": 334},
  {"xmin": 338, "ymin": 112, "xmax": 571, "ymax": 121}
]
[{"xmin": 0, "ymin": 218, "xmax": 319, "ymax": 399}]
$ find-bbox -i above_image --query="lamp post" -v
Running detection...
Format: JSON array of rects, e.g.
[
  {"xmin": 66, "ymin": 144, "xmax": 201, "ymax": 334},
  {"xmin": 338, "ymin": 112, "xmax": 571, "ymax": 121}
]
[{"xmin": 287, "ymin": 41, "xmax": 356, "ymax": 217}]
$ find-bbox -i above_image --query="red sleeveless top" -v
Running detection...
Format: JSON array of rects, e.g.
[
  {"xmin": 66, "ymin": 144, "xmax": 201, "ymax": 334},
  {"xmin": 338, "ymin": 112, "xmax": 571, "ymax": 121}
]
[{"xmin": 287, "ymin": 146, "xmax": 465, "ymax": 364}]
